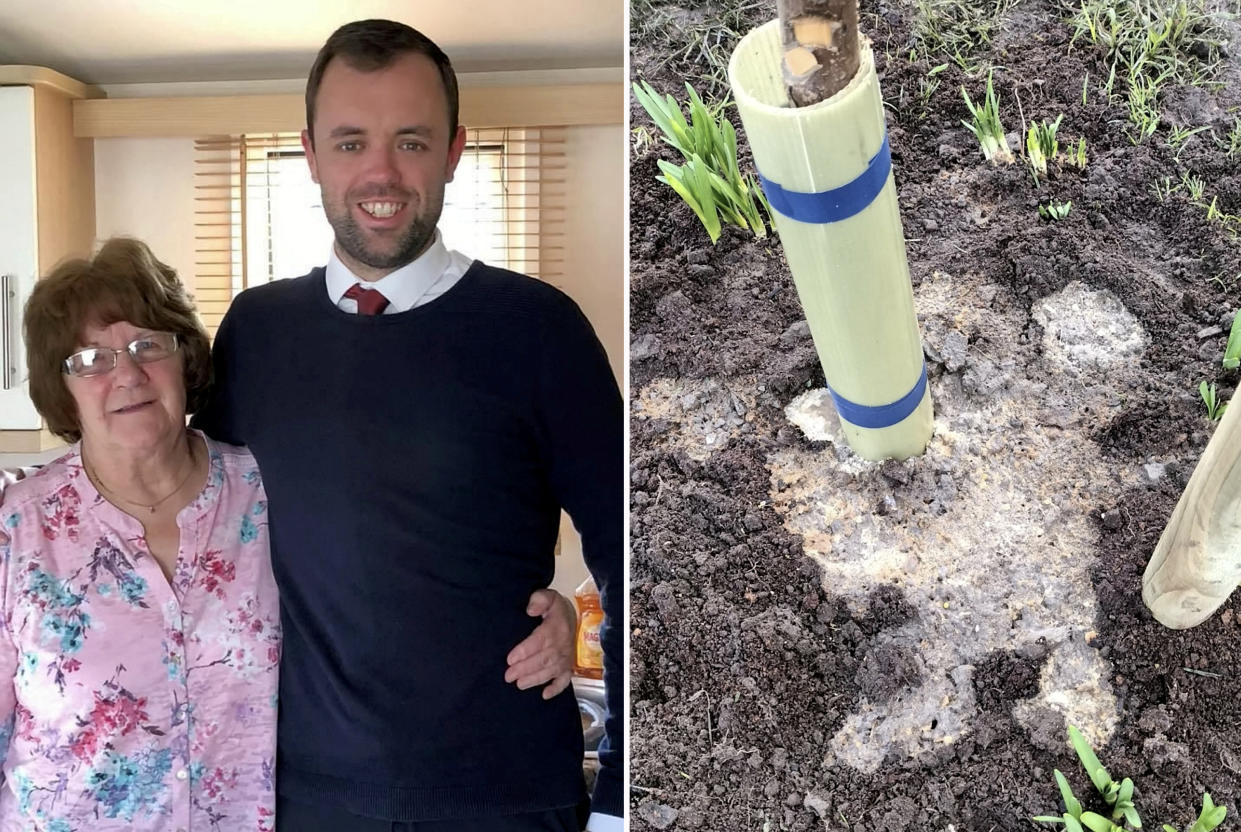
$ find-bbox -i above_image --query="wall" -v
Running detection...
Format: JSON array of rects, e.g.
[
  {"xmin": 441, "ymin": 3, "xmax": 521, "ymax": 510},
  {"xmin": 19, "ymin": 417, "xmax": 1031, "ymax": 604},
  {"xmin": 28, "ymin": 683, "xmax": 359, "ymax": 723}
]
[
  {"xmin": 93, "ymin": 137, "xmax": 196, "ymax": 288},
  {"xmin": 547, "ymin": 122, "xmax": 625, "ymax": 600}
]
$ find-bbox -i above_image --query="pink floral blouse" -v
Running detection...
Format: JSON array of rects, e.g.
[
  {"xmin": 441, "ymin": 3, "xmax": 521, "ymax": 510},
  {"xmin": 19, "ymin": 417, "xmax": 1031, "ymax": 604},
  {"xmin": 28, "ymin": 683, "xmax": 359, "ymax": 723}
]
[{"xmin": 0, "ymin": 434, "xmax": 280, "ymax": 831}]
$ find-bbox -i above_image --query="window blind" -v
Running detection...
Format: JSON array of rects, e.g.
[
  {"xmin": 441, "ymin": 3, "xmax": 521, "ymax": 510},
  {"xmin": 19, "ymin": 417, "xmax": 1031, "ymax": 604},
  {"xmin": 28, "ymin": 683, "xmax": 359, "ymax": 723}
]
[{"xmin": 193, "ymin": 127, "xmax": 566, "ymax": 338}]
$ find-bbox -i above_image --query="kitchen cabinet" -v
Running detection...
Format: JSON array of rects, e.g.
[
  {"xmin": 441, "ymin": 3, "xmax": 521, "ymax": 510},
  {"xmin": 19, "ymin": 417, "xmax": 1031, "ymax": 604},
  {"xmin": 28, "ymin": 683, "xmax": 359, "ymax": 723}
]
[{"xmin": 0, "ymin": 67, "xmax": 98, "ymax": 450}]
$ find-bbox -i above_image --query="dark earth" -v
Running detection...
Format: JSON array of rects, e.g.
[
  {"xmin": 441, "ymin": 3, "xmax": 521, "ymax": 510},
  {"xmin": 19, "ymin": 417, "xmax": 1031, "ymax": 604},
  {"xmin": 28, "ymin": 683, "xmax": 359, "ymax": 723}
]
[{"xmin": 629, "ymin": 0, "xmax": 1241, "ymax": 829}]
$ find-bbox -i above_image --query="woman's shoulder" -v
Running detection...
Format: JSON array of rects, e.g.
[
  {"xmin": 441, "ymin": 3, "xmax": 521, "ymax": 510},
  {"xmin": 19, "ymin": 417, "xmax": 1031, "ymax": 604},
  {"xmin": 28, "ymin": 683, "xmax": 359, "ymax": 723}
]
[
  {"xmin": 0, "ymin": 448, "xmax": 83, "ymax": 515},
  {"xmin": 198, "ymin": 432, "xmax": 263, "ymax": 488}
]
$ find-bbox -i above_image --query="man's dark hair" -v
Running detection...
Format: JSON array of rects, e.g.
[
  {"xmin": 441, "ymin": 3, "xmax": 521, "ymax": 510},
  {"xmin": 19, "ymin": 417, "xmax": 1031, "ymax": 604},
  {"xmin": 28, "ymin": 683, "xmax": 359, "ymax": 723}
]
[{"xmin": 305, "ymin": 19, "xmax": 459, "ymax": 145}]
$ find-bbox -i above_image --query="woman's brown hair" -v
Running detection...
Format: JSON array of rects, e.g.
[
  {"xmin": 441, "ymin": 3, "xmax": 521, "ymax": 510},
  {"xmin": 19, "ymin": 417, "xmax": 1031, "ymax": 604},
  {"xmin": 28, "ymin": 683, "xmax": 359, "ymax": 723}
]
[{"xmin": 24, "ymin": 237, "xmax": 212, "ymax": 442}]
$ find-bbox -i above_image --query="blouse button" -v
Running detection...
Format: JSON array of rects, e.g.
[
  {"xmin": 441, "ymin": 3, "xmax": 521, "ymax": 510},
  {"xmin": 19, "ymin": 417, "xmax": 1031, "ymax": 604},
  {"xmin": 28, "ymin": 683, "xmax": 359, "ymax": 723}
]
[{"xmin": 175, "ymin": 768, "xmax": 189, "ymax": 781}]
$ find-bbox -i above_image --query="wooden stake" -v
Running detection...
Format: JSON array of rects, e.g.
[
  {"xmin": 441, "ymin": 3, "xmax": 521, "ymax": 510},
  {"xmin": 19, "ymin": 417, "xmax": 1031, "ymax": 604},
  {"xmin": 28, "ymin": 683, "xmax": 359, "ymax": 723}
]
[
  {"xmin": 777, "ymin": 0, "xmax": 861, "ymax": 107},
  {"xmin": 1143, "ymin": 397, "xmax": 1241, "ymax": 629}
]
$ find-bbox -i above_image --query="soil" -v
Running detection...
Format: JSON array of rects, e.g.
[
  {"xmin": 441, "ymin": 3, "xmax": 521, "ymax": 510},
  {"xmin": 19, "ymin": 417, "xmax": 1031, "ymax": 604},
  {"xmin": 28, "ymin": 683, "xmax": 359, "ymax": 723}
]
[{"xmin": 628, "ymin": 0, "xmax": 1241, "ymax": 829}]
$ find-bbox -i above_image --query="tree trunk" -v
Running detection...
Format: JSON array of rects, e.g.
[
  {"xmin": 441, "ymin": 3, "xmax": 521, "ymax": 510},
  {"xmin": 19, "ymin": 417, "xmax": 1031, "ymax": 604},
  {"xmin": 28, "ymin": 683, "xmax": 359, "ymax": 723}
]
[{"xmin": 777, "ymin": 0, "xmax": 862, "ymax": 107}]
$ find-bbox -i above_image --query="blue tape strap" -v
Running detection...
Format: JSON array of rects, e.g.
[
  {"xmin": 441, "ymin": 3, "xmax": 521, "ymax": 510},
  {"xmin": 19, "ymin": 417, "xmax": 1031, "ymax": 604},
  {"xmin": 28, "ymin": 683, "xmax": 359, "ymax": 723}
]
[
  {"xmin": 758, "ymin": 132, "xmax": 892, "ymax": 224},
  {"xmin": 828, "ymin": 361, "xmax": 928, "ymax": 430}
]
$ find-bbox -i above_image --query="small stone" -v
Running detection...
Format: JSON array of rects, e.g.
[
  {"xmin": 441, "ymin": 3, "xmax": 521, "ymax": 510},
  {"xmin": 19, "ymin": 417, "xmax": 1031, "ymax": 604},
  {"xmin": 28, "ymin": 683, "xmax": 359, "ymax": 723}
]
[
  {"xmin": 678, "ymin": 808, "xmax": 704, "ymax": 828},
  {"xmin": 1223, "ymin": 609, "xmax": 1234, "ymax": 626},
  {"xmin": 638, "ymin": 801, "xmax": 679, "ymax": 830},
  {"xmin": 803, "ymin": 792, "xmax": 830, "ymax": 818},
  {"xmin": 1144, "ymin": 735, "xmax": 1191, "ymax": 774},
  {"xmin": 1143, "ymin": 462, "xmax": 1166, "ymax": 483},
  {"xmin": 771, "ymin": 747, "xmax": 789, "ymax": 769},
  {"xmin": 941, "ymin": 330, "xmax": 968, "ymax": 373},
  {"xmin": 1198, "ymin": 325, "xmax": 1224, "ymax": 340},
  {"xmin": 779, "ymin": 320, "xmax": 813, "ymax": 347},
  {"xmin": 631, "ymin": 334, "xmax": 662, "ymax": 362},
  {"xmin": 651, "ymin": 583, "xmax": 679, "ymax": 618},
  {"xmin": 922, "ymin": 218, "xmax": 939, "ymax": 232},
  {"xmin": 1101, "ymin": 509, "xmax": 1122, "ymax": 530},
  {"xmin": 764, "ymin": 779, "xmax": 780, "ymax": 797}
]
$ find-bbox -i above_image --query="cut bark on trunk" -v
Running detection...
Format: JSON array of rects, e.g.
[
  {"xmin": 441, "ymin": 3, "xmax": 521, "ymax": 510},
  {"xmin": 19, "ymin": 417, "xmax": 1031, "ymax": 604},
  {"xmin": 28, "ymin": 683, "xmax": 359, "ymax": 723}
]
[
  {"xmin": 1143, "ymin": 398, "xmax": 1241, "ymax": 628},
  {"xmin": 777, "ymin": 0, "xmax": 861, "ymax": 106}
]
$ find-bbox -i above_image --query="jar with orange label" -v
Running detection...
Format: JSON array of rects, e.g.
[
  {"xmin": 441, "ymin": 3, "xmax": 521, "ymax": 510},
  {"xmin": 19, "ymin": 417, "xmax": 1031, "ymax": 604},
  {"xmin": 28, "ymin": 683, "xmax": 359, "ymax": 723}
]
[{"xmin": 574, "ymin": 576, "xmax": 604, "ymax": 679}]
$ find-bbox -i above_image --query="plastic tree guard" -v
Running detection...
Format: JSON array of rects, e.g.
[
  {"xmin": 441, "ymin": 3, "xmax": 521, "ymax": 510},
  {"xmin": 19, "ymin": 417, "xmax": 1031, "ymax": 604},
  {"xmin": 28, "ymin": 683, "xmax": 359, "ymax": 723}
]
[{"xmin": 728, "ymin": 20, "xmax": 933, "ymax": 461}]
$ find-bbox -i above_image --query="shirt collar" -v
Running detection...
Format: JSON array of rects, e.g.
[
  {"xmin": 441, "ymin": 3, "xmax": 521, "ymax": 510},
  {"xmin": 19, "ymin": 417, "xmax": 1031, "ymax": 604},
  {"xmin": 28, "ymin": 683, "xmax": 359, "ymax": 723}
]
[{"xmin": 325, "ymin": 231, "xmax": 452, "ymax": 313}]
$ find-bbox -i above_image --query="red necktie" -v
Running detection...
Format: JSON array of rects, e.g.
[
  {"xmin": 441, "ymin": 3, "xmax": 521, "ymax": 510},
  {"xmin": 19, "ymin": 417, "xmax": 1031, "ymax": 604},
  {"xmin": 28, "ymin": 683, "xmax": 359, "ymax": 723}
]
[{"xmin": 343, "ymin": 283, "xmax": 390, "ymax": 316}]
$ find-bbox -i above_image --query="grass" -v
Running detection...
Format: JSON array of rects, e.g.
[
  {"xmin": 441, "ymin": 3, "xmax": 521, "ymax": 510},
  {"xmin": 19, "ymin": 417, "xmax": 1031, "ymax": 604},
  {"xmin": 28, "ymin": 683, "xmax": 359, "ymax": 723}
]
[
  {"xmin": 912, "ymin": 0, "xmax": 1018, "ymax": 70},
  {"xmin": 1222, "ymin": 114, "xmax": 1241, "ymax": 157},
  {"xmin": 1167, "ymin": 123, "xmax": 1211, "ymax": 155},
  {"xmin": 629, "ymin": 0, "xmax": 765, "ymax": 98},
  {"xmin": 1144, "ymin": 167, "xmax": 1241, "ymax": 237},
  {"xmin": 1066, "ymin": 0, "xmax": 1229, "ymax": 144},
  {"xmin": 916, "ymin": 63, "xmax": 951, "ymax": 120}
]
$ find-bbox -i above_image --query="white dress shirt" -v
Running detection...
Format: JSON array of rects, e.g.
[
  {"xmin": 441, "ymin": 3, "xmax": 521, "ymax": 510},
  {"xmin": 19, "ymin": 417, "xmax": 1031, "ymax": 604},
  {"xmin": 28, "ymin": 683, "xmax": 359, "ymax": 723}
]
[{"xmin": 324, "ymin": 230, "xmax": 474, "ymax": 313}]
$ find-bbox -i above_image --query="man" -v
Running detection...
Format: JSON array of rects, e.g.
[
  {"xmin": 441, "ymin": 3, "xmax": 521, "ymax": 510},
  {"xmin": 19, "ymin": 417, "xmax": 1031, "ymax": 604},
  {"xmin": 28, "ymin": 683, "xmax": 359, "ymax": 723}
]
[{"xmin": 192, "ymin": 18, "xmax": 623, "ymax": 832}]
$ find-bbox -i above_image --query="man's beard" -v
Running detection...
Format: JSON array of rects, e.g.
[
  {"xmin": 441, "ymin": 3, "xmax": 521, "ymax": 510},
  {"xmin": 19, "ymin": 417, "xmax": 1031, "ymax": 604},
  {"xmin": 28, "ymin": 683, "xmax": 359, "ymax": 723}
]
[{"xmin": 324, "ymin": 191, "xmax": 442, "ymax": 271}]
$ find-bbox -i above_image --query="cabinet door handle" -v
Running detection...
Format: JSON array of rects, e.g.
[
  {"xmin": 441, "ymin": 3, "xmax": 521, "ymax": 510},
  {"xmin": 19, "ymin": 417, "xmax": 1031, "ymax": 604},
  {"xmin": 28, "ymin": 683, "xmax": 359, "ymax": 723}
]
[{"xmin": 1, "ymin": 274, "xmax": 12, "ymax": 391}]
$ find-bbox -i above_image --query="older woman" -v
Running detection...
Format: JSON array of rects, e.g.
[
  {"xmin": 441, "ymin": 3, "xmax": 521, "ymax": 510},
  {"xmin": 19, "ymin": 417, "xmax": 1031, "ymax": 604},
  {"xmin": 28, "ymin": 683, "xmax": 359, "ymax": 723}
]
[{"xmin": 0, "ymin": 239, "xmax": 574, "ymax": 830}]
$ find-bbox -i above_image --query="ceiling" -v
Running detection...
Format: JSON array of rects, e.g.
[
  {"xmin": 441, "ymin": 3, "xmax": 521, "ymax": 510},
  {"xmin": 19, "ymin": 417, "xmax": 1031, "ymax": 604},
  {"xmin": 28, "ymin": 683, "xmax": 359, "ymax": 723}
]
[{"xmin": 0, "ymin": 0, "xmax": 625, "ymax": 85}]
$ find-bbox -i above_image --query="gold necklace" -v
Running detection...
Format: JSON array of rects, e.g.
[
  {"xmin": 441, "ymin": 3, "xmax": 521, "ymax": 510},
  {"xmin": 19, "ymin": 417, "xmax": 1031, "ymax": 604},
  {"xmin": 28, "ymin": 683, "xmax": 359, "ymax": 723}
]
[{"xmin": 84, "ymin": 441, "xmax": 198, "ymax": 515}]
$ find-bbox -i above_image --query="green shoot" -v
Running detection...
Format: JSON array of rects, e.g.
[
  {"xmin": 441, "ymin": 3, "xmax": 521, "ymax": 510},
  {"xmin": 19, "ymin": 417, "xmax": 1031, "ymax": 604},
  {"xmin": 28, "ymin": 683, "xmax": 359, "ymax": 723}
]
[
  {"xmin": 1081, "ymin": 814, "xmax": 1125, "ymax": 832},
  {"xmin": 1027, "ymin": 115, "xmax": 1064, "ymax": 183},
  {"xmin": 1072, "ymin": 137, "xmax": 1088, "ymax": 169},
  {"xmin": 1223, "ymin": 311, "xmax": 1241, "ymax": 370},
  {"xmin": 1200, "ymin": 381, "xmax": 1226, "ymax": 421},
  {"xmin": 1047, "ymin": 726, "xmax": 1228, "ymax": 832},
  {"xmin": 633, "ymin": 79, "xmax": 771, "ymax": 243},
  {"xmin": 1039, "ymin": 200, "xmax": 1072, "ymax": 221},
  {"xmin": 1034, "ymin": 777, "xmax": 1125, "ymax": 832},
  {"xmin": 1191, "ymin": 793, "xmax": 1227, "ymax": 832},
  {"xmin": 1067, "ymin": 725, "xmax": 1141, "ymax": 827},
  {"xmin": 961, "ymin": 71, "xmax": 1013, "ymax": 163},
  {"xmin": 656, "ymin": 158, "xmax": 722, "ymax": 243},
  {"xmin": 1069, "ymin": 725, "xmax": 1112, "ymax": 796},
  {"xmin": 1164, "ymin": 792, "xmax": 1229, "ymax": 832},
  {"xmin": 1033, "ymin": 769, "xmax": 1087, "ymax": 831}
]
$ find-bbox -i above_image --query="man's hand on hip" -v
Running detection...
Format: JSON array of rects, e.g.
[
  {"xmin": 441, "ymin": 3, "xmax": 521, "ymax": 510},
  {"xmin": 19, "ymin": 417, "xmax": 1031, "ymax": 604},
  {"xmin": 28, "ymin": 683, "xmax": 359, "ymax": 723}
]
[{"xmin": 505, "ymin": 588, "xmax": 576, "ymax": 699}]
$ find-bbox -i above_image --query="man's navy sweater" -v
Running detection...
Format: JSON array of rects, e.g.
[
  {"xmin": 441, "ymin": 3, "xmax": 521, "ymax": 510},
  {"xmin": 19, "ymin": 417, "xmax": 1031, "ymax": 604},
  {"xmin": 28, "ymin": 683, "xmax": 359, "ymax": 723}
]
[{"xmin": 192, "ymin": 263, "xmax": 623, "ymax": 821}]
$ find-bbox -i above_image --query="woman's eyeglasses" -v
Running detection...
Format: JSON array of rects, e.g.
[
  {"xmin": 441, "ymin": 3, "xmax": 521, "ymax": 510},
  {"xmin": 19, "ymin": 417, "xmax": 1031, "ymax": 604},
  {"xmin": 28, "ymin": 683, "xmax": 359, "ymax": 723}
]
[{"xmin": 63, "ymin": 332, "xmax": 180, "ymax": 377}]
